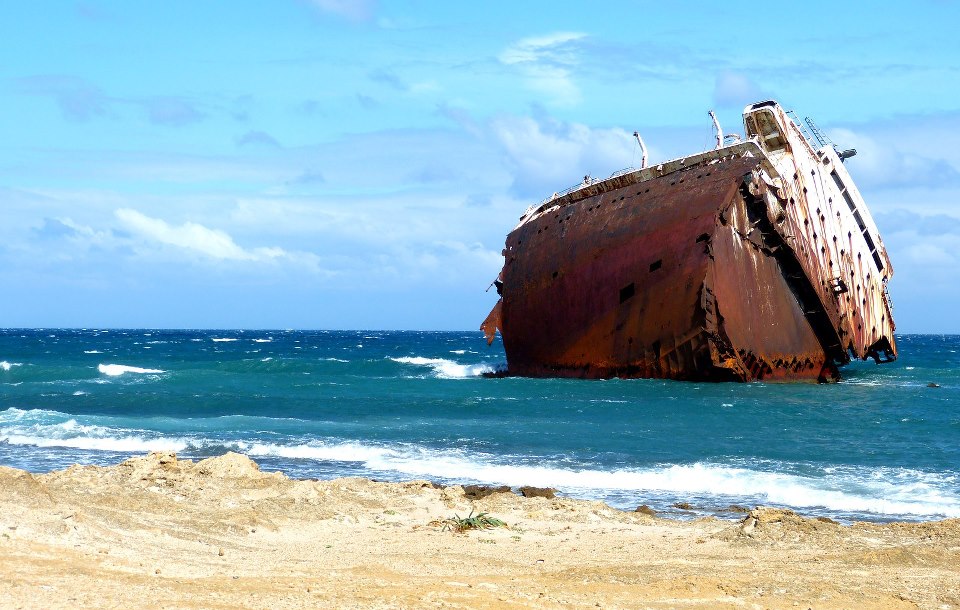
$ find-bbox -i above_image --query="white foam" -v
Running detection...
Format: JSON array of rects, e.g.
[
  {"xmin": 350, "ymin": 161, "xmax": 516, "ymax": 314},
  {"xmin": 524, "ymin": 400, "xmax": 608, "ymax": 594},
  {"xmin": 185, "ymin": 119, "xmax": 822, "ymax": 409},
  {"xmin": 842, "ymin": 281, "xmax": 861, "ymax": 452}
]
[
  {"xmin": 323, "ymin": 358, "xmax": 349, "ymax": 363},
  {"xmin": 2, "ymin": 404, "xmax": 954, "ymax": 521},
  {"xmin": 241, "ymin": 440, "xmax": 960, "ymax": 520},
  {"xmin": 211, "ymin": 338, "xmax": 238, "ymax": 342},
  {"xmin": 0, "ymin": 407, "xmax": 35, "ymax": 422},
  {"xmin": 0, "ymin": 361, "xmax": 23, "ymax": 371},
  {"xmin": 83, "ymin": 350, "xmax": 103, "ymax": 354},
  {"xmin": 98, "ymin": 363, "xmax": 166, "ymax": 376},
  {"xmin": 1, "ymin": 432, "xmax": 187, "ymax": 453},
  {"xmin": 389, "ymin": 356, "xmax": 499, "ymax": 379},
  {"xmin": 253, "ymin": 338, "xmax": 273, "ymax": 343},
  {"xmin": 246, "ymin": 441, "xmax": 394, "ymax": 463},
  {"xmin": 0, "ymin": 412, "xmax": 187, "ymax": 453}
]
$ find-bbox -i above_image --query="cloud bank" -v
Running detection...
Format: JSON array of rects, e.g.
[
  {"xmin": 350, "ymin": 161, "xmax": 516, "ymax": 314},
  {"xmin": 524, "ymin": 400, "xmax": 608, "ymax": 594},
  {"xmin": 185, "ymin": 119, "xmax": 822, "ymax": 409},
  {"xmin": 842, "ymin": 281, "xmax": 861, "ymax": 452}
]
[
  {"xmin": 115, "ymin": 209, "xmax": 289, "ymax": 263},
  {"xmin": 499, "ymin": 32, "xmax": 587, "ymax": 106}
]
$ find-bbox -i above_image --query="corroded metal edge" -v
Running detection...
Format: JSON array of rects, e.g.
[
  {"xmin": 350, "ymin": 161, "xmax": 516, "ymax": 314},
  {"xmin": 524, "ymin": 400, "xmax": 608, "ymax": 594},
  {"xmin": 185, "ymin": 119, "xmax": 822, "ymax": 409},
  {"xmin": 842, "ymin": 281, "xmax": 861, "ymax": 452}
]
[{"xmin": 483, "ymin": 102, "xmax": 897, "ymax": 382}]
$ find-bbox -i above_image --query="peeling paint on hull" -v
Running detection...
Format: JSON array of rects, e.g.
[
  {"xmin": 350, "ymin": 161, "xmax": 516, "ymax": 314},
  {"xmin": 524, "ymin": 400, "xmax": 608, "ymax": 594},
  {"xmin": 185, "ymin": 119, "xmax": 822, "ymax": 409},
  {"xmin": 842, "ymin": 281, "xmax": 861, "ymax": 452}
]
[{"xmin": 482, "ymin": 102, "xmax": 896, "ymax": 382}]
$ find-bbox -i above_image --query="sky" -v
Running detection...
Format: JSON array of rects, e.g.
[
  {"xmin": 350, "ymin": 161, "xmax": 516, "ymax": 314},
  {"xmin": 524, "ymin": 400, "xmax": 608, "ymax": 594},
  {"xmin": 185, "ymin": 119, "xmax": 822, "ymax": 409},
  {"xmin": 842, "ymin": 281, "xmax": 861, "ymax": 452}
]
[{"xmin": 2, "ymin": 1, "xmax": 959, "ymax": 332}]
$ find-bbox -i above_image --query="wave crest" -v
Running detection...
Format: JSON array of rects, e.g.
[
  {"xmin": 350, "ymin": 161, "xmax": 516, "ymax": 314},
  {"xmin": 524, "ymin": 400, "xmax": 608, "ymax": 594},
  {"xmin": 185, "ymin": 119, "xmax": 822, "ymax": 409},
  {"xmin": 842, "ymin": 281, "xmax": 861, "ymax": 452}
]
[
  {"xmin": 98, "ymin": 363, "xmax": 166, "ymax": 376},
  {"xmin": 389, "ymin": 356, "xmax": 500, "ymax": 379}
]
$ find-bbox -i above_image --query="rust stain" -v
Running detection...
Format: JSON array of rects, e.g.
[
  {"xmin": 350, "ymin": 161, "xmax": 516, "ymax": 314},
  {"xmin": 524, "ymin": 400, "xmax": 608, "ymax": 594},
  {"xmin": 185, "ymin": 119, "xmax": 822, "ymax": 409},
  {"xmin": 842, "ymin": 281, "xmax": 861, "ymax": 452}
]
[
  {"xmin": 482, "ymin": 101, "xmax": 896, "ymax": 382},
  {"xmin": 480, "ymin": 299, "xmax": 502, "ymax": 346}
]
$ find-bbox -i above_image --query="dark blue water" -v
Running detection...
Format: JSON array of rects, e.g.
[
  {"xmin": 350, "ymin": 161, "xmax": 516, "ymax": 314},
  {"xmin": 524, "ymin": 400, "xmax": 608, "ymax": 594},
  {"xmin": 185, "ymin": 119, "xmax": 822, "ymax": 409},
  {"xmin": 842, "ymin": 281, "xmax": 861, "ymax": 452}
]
[{"xmin": 1, "ymin": 329, "xmax": 957, "ymax": 523}]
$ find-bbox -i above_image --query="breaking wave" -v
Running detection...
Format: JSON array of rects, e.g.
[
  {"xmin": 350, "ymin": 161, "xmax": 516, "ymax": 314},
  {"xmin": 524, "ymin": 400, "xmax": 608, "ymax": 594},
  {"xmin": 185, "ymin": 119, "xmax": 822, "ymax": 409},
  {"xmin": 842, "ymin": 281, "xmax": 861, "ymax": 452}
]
[
  {"xmin": 97, "ymin": 363, "xmax": 166, "ymax": 376},
  {"xmin": 242, "ymin": 442, "xmax": 960, "ymax": 521},
  {"xmin": 1, "ymin": 406, "xmax": 957, "ymax": 521},
  {"xmin": 0, "ymin": 409, "xmax": 187, "ymax": 453},
  {"xmin": 389, "ymin": 356, "xmax": 499, "ymax": 379}
]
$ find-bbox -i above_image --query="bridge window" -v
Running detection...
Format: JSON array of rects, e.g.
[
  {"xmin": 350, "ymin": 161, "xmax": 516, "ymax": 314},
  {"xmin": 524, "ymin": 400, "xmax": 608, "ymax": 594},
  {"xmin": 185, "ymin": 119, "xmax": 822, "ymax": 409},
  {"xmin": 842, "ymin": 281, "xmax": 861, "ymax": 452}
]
[{"xmin": 745, "ymin": 110, "xmax": 786, "ymax": 152}]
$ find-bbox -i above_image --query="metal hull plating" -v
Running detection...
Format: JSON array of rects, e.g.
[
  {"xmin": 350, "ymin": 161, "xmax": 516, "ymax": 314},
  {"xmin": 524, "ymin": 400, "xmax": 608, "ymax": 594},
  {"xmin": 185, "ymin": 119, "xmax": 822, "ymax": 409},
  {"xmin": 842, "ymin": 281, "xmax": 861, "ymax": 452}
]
[{"xmin": 482, "ymin": 101, "xmax": 897, "ymax": 382}]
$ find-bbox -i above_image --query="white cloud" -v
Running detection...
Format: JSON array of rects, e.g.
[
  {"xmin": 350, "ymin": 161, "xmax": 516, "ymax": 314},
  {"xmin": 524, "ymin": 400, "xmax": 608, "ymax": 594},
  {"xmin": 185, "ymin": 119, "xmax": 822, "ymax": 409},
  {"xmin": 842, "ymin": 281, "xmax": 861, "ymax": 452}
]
[
  {"xmin": 499, "ymin": 32, "xmax": 585, "ymax": 65},
  {"xmin": 40, "ymin": 217, "xmax": 111, "ymax": 244},
  {"xmin": 491, "ymin": 114, "xmax": 637, "ymax": 197},
  {"xmin": 429, "ymin": 240, "xmax": 503, "ymax": 272},
  {"xmin": 115, "ymin": 208, "xmax": 292, "ymax": 262},
  {"xmin": 499, "ymin": 32, "xmax": 586, "ymax": 105},
  {"xmin": 903, "ymin": 240, "xmax": 956, "ymax": 266},
  {"xmin": 830, "ymin": 127, "xmax": 960, "ymax": 190}
]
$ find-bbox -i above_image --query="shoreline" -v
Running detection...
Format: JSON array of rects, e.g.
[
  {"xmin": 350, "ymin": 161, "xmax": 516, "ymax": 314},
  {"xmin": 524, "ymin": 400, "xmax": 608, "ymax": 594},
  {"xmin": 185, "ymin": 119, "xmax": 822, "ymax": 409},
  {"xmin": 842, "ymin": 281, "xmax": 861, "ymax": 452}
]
[
  {"xmin": 2, "ymin": 451, "xmax": 958, "ymax": 609},
  {"xmin": 8, "ymin": 452, "xmax": 943, "ymax": 526}
]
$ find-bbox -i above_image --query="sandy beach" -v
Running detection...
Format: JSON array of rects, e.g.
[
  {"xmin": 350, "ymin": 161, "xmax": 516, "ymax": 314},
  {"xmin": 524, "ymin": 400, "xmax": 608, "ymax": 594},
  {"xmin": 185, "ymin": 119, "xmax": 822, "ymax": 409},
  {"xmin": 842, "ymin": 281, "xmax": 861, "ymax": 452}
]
[{"xmin": 0, "ymin": 452, "xmax": 957, "ymax": 609}]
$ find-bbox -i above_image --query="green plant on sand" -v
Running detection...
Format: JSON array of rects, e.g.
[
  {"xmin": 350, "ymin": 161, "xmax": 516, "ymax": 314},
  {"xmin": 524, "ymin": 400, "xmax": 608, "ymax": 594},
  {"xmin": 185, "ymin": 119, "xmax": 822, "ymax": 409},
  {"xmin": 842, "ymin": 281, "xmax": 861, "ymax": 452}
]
[{"xmin": 441, "ymin": 509, "xmax": 507, "ymax": 533}]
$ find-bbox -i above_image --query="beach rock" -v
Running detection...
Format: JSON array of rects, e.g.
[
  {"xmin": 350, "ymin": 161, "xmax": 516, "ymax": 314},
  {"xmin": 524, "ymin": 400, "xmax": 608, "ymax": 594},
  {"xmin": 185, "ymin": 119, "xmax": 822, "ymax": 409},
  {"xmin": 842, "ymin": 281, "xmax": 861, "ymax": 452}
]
[
  {"xmin": 196, "ymin": 453, "xmax": 263, "ymax": 478},
  {"xmin": 0, "ymin": 467, "xmax": 55, "ymax": 508},
  {"xmin": 672, "ymin": 502, "xmax": 694, "ymax": 510},
  {"xmin": 750, "ymin": 507, "xmax": 799, "ymax": 525},
  {"xmin": 738, "ymin": 507, "xmax": 844, "ymax": 541},
  {"xmin": 417, "ymin": 481, "xmax": 443, "ymax": 490},
  {"xmin": 462, "ymin": 485, "xmax": 512, "ymax": 500},
  {"xmin": 117, "ymin": 452, "xmax": 188, "ymax": 482},
  {"xmin": 635, "ymin": 505, "xmax": 657, "ymax": 517},
  {"xmin": 519, "ymin": 486, "xmax": 556, "ymax": 499}
]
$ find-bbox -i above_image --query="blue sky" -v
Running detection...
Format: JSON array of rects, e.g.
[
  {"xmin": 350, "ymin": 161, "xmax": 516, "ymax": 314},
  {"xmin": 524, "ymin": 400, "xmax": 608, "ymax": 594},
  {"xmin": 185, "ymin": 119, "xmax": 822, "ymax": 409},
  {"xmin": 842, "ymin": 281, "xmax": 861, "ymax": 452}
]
[{"xmin": 2, "ymin": 1, "xmax": 959, "ymax": 331}]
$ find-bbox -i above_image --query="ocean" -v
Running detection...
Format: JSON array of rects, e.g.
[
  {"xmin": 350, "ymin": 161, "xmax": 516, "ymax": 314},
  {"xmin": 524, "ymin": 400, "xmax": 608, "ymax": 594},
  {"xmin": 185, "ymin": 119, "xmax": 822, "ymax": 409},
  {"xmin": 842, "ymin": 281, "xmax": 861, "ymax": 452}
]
[{"xmin": 1, "ymin": 329, "xmax": 957, "ymax": 524}]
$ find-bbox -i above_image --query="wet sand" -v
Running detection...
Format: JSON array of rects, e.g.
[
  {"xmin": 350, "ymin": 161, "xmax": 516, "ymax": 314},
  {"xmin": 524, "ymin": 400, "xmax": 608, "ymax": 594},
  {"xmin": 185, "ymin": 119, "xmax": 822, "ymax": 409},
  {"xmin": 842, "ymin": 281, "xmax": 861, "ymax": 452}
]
[{"xmin": 1, "ymin": 452, "xmax": 957, "ymax": 609}]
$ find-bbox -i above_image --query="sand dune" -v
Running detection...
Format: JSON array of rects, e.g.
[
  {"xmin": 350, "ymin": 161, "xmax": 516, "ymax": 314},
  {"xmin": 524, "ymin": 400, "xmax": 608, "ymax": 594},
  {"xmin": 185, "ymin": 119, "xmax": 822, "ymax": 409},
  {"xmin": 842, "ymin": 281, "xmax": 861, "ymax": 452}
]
[{"xmin": 1, "ymin": 452, "xmax": 957, "ymax": 609}]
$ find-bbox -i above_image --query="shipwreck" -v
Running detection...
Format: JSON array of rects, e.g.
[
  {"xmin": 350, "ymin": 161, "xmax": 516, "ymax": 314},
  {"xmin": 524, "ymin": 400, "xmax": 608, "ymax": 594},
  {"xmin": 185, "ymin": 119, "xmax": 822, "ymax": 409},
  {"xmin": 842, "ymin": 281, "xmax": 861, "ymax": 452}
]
[{"xmin": 481, "ymin": 101, "xmax": 896, "ymax": 382}]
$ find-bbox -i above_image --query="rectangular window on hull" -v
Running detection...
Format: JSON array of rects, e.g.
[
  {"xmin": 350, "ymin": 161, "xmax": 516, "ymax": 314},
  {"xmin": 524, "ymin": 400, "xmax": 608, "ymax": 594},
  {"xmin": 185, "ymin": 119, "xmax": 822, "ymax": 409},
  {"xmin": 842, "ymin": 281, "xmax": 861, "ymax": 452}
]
[{"xmin": 831, "ymin": 170, "xmax": 884, "ymax": 272}]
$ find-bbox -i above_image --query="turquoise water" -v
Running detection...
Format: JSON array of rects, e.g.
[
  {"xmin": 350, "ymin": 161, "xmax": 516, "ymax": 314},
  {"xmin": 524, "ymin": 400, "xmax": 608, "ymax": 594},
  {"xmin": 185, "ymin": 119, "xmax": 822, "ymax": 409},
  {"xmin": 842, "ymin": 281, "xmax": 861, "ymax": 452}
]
[{"xmin": 1, "ymin": 329, "xmax": 957, "ymax": 523}]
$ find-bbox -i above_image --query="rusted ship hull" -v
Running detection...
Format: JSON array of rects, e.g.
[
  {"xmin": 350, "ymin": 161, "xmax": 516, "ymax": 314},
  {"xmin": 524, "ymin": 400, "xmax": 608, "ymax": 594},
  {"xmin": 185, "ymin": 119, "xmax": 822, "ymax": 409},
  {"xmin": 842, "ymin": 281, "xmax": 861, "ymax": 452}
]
[{"xmin": 482, "ymin": 101, "xmax": 897, "ymax": 382}]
